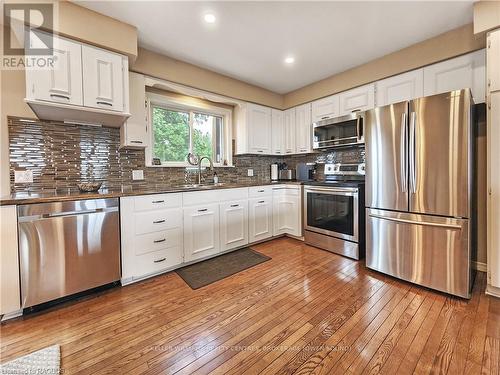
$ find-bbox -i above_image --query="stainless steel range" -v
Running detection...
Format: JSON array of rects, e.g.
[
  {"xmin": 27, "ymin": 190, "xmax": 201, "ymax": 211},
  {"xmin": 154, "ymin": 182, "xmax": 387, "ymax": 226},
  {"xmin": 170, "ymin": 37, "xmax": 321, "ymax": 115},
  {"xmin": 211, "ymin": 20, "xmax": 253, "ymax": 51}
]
[{"xmin": 303, "ymin": 163, "xmax": 365, "ymax": 260}]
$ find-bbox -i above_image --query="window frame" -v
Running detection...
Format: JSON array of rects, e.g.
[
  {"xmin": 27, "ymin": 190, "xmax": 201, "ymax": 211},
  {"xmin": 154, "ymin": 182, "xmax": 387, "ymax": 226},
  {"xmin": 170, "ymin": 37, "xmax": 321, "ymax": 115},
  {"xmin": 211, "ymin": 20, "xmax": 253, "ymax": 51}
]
[{"xmin": 145, "ymin": 92, "xmax": 233, "ymax": 167}]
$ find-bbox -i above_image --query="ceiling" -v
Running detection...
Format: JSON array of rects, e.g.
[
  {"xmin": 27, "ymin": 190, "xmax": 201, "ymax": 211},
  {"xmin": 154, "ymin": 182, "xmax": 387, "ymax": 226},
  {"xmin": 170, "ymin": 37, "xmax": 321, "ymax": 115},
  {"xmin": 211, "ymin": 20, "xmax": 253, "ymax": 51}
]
[{"xmin": 76, "ymin": 1, "xmax": 474, "ymax": 94}]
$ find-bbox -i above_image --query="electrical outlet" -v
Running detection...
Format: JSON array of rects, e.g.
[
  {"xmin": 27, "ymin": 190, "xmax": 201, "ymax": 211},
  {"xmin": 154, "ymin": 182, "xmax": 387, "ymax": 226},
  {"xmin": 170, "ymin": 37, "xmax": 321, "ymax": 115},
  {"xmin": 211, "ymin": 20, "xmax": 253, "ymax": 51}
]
[
  {"xmin": 132, "ymin": 170, "xmax": 144, "ymax": 181},
  {"xmin": 247, "ymin": 169, "xmax": 254, "ymax": 177},
  {"xmin": 14, "ymin": 170, "xmax": 33, "ymax": 184}
]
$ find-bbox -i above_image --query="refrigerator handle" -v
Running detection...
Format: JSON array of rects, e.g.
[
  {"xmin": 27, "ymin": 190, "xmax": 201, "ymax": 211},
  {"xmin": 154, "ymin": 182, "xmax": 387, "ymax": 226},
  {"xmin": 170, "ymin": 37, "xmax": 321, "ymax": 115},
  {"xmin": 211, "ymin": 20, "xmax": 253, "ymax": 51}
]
[
  {"xmin": 400, "ymin": 113, "xmax": 408, "ymax": 193},
  {"xmin": 409, "ymin": 111, "xmax": 417, "ymax": 193}
]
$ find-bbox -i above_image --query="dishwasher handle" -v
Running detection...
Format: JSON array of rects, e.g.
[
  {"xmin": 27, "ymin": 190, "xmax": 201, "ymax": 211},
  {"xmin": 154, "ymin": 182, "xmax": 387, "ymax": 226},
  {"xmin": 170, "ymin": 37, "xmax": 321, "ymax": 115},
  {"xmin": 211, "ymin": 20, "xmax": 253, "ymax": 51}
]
[{"xmin": 19, "ymin": 206, "xmax": 118, "ymax": 222}]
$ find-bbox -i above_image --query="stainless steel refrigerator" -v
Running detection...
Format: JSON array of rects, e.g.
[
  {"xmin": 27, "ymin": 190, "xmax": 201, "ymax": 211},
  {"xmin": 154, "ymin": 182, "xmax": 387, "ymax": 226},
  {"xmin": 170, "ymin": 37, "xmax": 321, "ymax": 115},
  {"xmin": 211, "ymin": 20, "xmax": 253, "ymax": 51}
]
[{"xmin": 365, "ymin": 89, "xmax": 475, "ymax": 298}]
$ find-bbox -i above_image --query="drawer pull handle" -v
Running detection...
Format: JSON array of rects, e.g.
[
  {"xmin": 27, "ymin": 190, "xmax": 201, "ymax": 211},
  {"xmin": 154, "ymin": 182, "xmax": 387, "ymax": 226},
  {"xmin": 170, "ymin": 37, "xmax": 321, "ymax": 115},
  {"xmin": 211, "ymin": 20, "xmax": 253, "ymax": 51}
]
[
  {"xmin": 97, "ymin": 101, "xmax": 112, "ymax": 106},
  {"xmin": 198, "ymin": 208, "xmax": 208, "ymax": 212},
  {"xmin": 152, "ymin": 200, "xmax": 164, "ymax": 204},
  {"xmin": 50, "ymin": 93, "xmax": 70, "ymax": 100},
  {"xmin": 154, "ymin": 258, "xmax": 166, "ymax": 263},
  {"xmin": 258, "ymin": 190, "xmax": 265, "ymax": 192},
  {"xmin": 153, "ymin": 219, "xmax": 165, "ymax": 224},
  {"xmin": 230, "ymin": 204, "xmax": 239, "ymax": 208},
  {"xmin": 130, "ymin": 140, "xmax": 143, "ymax": 144},
  {"xmin": 154, "ymin": 238, "xmax": 166, "ymax": 243},
  {"xmin": 258, "ymin": 200, "xmax": 265, "ymax": 204}
]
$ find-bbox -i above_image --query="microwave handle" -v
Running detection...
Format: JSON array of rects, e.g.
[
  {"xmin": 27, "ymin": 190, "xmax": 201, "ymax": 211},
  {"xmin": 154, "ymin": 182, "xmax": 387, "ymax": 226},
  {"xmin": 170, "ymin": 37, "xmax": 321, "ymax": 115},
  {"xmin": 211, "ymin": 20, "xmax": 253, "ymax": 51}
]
[{"xmin": 356, "ymin": 116, "xmax": 363, "ymax": 141}]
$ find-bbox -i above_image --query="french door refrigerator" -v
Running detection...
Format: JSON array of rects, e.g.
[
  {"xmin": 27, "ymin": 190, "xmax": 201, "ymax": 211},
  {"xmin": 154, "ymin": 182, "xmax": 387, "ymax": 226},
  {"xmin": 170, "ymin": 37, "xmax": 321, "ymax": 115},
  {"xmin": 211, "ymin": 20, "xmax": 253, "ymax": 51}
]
[{"xmin": 365, "ymin": 89, "xmax": 475, "ymax": 298}]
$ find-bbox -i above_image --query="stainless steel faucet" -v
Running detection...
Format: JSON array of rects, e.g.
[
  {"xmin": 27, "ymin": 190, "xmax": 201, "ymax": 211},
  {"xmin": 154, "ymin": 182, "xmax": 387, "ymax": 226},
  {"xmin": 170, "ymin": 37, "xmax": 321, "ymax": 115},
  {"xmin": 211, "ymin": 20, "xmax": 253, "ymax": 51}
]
[
  {"xmin": 197, "ymin": 156, "xmax": 214, "ymax": 185},
  {"xmin": 187, "ymin": 153, "xmax": 214, "ymax": 185}
]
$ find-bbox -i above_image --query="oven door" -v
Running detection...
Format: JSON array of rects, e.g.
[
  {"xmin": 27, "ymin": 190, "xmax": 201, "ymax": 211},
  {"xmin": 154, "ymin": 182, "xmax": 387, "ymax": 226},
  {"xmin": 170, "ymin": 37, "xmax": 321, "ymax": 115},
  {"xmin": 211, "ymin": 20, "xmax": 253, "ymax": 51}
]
[{"xmin": 303, "ymin": 186, "xmax": 359, "ymax": 242}]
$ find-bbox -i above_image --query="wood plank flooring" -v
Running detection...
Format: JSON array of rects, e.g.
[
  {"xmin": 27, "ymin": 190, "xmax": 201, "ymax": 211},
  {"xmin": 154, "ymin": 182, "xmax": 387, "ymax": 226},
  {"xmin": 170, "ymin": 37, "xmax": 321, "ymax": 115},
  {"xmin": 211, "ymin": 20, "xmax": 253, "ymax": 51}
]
[{"xmin": 1, "ymin": 238, "xmax": 499, "ymax": 374}]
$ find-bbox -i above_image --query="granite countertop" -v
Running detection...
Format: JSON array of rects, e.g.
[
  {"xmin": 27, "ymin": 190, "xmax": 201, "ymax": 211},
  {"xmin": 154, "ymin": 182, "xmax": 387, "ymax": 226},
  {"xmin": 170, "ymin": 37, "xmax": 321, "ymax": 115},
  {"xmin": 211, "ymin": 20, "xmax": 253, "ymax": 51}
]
[{"xmin": 0, "ymin": 180, "xmax": 304, "ymax": 206}]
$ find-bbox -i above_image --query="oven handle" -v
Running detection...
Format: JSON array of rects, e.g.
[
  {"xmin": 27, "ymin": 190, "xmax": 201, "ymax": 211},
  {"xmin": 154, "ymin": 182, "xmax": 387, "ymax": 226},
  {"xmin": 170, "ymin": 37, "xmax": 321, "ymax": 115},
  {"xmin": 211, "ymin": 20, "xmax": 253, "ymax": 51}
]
[{"xmin": 304, "ymin": 187, "xmax": 358, "ymax": 195}]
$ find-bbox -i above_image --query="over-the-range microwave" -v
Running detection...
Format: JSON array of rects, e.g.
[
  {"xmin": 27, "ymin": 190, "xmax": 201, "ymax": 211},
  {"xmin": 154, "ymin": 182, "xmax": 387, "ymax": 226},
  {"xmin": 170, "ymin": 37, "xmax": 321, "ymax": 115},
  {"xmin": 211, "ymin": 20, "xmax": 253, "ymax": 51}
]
[{"xmin": 312, "ymin": 112, "xmax": 364, "ymax": 150}]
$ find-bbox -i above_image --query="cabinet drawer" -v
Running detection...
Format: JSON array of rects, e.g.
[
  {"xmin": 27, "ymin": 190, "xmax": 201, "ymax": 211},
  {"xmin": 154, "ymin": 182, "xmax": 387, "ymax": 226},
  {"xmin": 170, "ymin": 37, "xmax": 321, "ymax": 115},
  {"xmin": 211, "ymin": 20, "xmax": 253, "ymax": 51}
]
[
  {"xmin": 217, "ymin": 187, "xmax": 248, "ymax": 201},
  {"xmin": 183, "ymin": 190, "xmax": 219, "ymax": 206},
  {"xmin": 271, "ymin": 186, "xmax": 300, "ymax": 196},
  {"xmin": 134, "ymin": 209, "xmax": 182, "ymax": 235},
  {"xmin": 134, "ymin": 228, "xmax": 182, "ymax": 256},
  {"xmin": 134, "ymin": 193, "xmax": 182, "ymax": 211},
  {"xmin": 249, "ymin": 186, "xmax": 272, "ymax": 197},
  {"xmin": 135, "ymin": 247, "xmax": 183, "ymax": 277}
]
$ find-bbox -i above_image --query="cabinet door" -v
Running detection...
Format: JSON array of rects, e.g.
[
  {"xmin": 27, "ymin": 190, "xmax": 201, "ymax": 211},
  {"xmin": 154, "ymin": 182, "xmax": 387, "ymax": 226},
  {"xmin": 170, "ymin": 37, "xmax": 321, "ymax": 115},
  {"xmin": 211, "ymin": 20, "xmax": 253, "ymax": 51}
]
[
  {"xmin": 0, "ymin": 206, "xmax": 20, "ymax": 316},
  {"xmin": 311, "ymin": 95, "xmax": 339, "ymax": 122},
  {"xmin": 338, "ymin": 84, "xmax": 375, "ymax": 116},
  {"xmin": 295, "ymin": 103, "xmax": 312, "ymax": 153},
  {"xmin": 82, "ymin": 45, "xmax": 125, "ymax": 112},
  {"xmin": 220, "ymin": 200, "xmax": 248, "ymax": 251},
  {"xmin": 183, "ymin": 204, "xmax": 220, "ymax": 262},
  {"xmin": 376, "ymin": 69, "xmax": 424, "ymax": 106},
  {"xmin": 273, "ymin": 191, "xmax": 300, "ymax": 236},
  {"xmin": 271, "ymin": 109, "xmax": 284, "ymax": 155},
  {"xmin": 121, "ymin": 72, "xmax": 147, "ymax": 148},
  {"xmin": 488, "ymin": 30, "xmax": 500, "ymax": 93},
  {"xmin": 27, "ymin": 36, "xmax": 83, "ymax": 106},
  {"xmin": 249, "ymin": 197, "xmax": 273, "ymax": 243},
  {"xmin": 284, "ymin": 108, "xmax": 296, "ymax": 154},
  {"xmin": 248, "ymin": 104, "xmax": 272, "ymax": 154},
  {"xmin": 423, "ymin": 50, "xmax": 485, "ymax": 103}
]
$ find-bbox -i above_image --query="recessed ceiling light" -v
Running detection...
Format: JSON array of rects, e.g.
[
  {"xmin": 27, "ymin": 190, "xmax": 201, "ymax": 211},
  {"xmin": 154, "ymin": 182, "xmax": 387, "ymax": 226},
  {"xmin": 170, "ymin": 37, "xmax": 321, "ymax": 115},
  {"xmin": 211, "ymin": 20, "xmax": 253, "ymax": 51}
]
[
  {"xmin": 204, "ymin": 14, "xmax": 216, "ymax": 24},
  {"xmin": 284, "ymin": 56, "xmax": 295, "ymax": 64}
]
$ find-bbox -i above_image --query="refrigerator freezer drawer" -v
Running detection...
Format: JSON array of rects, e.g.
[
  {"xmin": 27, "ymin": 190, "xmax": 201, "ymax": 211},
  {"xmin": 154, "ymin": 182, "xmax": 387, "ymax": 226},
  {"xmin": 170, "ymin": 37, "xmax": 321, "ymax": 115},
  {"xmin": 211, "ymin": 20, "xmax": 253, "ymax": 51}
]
[{"xmin": 366, "ymin": 209, "xmax": 471, "ymax": 298}]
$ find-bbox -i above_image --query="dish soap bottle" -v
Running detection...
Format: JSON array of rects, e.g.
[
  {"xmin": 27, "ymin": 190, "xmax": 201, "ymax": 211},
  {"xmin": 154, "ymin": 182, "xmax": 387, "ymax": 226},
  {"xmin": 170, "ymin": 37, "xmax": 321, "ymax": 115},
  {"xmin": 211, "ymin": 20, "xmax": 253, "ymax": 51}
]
[{"xmin": 213, "ymin": 172, "xmax": 219, "ymax": 184}]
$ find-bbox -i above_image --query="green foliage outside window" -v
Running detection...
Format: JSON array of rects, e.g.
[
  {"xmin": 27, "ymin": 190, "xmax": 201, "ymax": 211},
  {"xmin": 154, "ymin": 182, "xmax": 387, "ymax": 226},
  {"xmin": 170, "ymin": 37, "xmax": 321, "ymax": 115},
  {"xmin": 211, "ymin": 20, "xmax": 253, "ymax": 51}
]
[{"xmin": 152, "ymin": 107, "xmax": 216, "ymax": 163}]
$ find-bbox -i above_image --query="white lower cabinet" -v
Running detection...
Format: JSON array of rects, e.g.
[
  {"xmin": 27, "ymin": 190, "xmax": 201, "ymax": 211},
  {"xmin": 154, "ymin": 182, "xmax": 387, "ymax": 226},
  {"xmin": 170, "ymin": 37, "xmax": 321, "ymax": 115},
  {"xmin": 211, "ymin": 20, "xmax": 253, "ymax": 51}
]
[
  {"xmin": 183, "ymin": 203, "xmax": 220, "ymax": 262},
  {"xmin": 249, "ymin": 196, "xmax": 273, "ymax": 242},
  {"xmin": 220, "ymin": 200, "xmax": 249, "ymax": 251},
  {"xmin": 120, "ymin": 194, "xmax": 184, "ymax": 283},
  {"xmin": 1, "ymin": 205, "xmax": 21, "ymax": 317},
  {"xmin": 272, "ymin": 186, "xmax": 301, "ymax": 237},
  {"xmin": 120, "ymin": 186, "xmax": 302, "ymax": 284}
]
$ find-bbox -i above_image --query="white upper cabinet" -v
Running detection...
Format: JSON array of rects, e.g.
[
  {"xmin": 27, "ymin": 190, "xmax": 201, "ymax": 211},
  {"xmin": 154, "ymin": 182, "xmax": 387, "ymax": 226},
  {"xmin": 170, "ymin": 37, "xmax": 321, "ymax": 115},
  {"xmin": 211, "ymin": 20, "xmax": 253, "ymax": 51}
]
[
  {"xmin": 248, "ymin": 104, "xmax": 272, "ymax": 154},
  {"xmin": 423, "ymin": 49, "xmax": 486, "ymax": 103},
  {"xmin": 121, "ymin": 72, "xmax": 147, "ymax": 148},
  {"xmin": 27, "ymin": 36, "xmax": 83, "ymax": 106},
  {"xmin": 234, "ymin": 103, "xmax": 272, "ymax": 155},
  {"xmin": 338, "ymin": 83, "xmax": 375, "ymax": 116},
  {"xmin": 284, "ymin": 108, "xmax": 296, "ymax": 154},
  {"xmin": 271, "ymin": 109, "xmax": 284, "ymax": 155},
  {"xmin": 82, "ymin": 45, "xmax": 126, "ymax": 112},
  {"xmin": 488, "ymin": 30, "xmax": 500, "ymax": 93},
  {"xmin": 311, "ymin": 95, "xmax": 339, "ymax": 122},
  {"xmin": 295, "ymin": 103, "xmax": 312, "ymax": 154},
  {"xmin": 376, "ymin": 69, "xmax": 424, "ymax": 106}
]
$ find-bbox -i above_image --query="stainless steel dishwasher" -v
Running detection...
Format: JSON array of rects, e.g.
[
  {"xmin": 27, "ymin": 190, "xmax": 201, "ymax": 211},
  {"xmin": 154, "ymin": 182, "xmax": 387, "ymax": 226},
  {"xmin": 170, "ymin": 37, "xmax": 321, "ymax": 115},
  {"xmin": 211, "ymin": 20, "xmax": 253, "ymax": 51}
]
[{"xmin": 18, "ymin": 198, "xmax": 121, "ymax": 308}]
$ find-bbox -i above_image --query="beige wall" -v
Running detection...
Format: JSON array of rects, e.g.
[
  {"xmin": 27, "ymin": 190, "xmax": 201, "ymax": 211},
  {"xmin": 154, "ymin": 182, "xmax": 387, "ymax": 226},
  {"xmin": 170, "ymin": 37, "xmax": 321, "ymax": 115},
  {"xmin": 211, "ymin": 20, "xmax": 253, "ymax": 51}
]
[
  {"xmin": 474, "ymin": 0, "xmax": 500, "ymax": 34},
  {"xmin": 56, "ymin": 1, "xmax": 138, "ymax": 61},
  {"xmin": 132, "ymin": 48, "xmax": 284, "ymax": 109},
  {"xmin": 284, "ymin": 24, "xmax": 485, "ymax": 108}
]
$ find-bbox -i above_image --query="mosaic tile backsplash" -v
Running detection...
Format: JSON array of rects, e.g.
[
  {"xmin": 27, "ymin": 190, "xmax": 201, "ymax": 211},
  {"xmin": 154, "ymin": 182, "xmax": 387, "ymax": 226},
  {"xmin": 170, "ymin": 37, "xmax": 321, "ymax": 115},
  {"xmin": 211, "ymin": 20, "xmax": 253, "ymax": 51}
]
[{"xmin": 8, "ymin": 117, "xmax": 364, "ymax": 193}]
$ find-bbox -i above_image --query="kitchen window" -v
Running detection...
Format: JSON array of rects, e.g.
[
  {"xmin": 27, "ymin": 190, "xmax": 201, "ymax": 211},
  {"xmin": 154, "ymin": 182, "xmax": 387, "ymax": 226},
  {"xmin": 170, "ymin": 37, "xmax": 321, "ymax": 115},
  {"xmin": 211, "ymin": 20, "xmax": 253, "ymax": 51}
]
[{"xmin": 146, "ymin": 93, "xmax": 232, "ymax": 167}]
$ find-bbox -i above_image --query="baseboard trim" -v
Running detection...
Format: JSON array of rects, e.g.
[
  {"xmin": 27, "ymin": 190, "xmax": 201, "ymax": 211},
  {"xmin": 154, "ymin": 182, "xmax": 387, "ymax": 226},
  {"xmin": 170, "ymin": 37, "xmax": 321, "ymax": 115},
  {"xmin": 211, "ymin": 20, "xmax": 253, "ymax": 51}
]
[
  {"xmin": 1, "ymin": 309, "xmax": 23, "ymax": 322},
  {"xmin": 486, "ymin": 284, "xmax": 500, "ymax": 298},
  {"xmin": 473, "ymin": 261, "xmax": 487, "ymax": 272}
]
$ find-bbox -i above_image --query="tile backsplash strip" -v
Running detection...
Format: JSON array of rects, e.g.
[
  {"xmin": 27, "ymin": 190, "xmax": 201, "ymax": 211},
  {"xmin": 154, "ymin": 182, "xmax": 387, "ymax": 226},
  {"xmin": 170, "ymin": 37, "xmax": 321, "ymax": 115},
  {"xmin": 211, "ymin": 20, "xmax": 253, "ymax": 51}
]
[{"xmin": 8, "ymin": 117, "xmax": 364, "ymax": 193}]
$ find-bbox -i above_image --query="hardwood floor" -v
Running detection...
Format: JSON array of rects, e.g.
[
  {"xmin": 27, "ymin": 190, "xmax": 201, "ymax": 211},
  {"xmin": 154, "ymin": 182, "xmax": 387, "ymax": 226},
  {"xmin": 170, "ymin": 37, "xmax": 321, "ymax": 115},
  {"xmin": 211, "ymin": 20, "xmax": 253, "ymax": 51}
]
[{"xmin": 1, "ymin": 238, "xmax": 499, "ymax": 374}]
